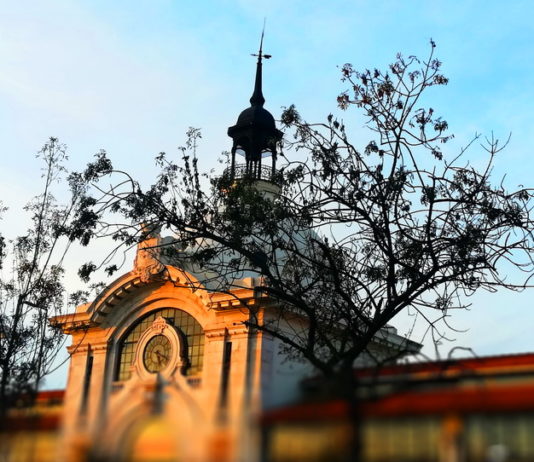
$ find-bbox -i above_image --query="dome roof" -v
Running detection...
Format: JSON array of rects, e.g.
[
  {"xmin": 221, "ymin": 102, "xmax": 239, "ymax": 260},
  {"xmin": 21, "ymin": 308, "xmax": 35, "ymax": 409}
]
[
  {"xmin": 227, "ymin": 56, "xmax": 283, "ymax": 163},
  {"xmin": 235, "ymin": 104, "xmax": 276, "ymax": 129}
]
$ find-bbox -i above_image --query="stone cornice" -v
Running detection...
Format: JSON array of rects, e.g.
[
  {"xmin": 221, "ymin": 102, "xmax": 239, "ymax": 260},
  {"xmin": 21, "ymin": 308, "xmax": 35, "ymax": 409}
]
[
  {"xmin": 66, "ymin": 341, "xmax": 108, "ymax": 355},
  {"xmin": 207, "ymin": 286, "xmax": 268, "ymax": 311},
  {"xmin": 56, "ymin": 266, "xmax": 213, "ymax": 327},
  {"xmin": 204, "ymin": 327, "xmax": 227, "ymax": 339},
  {"xmin": 204, "ymin": 325, "xmax": 250, "ymax": 339},
  {"xmin": 228, "ymin": 325, "xmax": 249, "ymax": 337},
  {"xmin": 50, "ymin": 312, "xmax": 95, "ymax": 334}
]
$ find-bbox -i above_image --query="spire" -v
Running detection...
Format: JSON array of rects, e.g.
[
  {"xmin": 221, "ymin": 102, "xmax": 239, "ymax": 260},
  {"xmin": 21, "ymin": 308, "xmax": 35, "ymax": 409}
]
[{"xmin": 250, "ymin": 28, "xmax": 270, "ymax": 107}]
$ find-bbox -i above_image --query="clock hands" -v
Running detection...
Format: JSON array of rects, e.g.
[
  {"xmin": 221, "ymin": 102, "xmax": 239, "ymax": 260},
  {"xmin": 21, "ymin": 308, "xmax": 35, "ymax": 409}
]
[
  {"xmin": 150, "ymin": 345, "xmax": 169, "ymax": 369},
  {"xmin": 155, "ymin": 349, "xmax": 168, "ymax": 365}
]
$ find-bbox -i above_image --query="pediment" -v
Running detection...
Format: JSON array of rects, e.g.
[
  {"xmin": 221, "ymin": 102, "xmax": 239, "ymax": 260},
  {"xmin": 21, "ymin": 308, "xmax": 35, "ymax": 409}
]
[{"xmin": 87, "ymin": 266, "xmax": 210, "ymax": 324}]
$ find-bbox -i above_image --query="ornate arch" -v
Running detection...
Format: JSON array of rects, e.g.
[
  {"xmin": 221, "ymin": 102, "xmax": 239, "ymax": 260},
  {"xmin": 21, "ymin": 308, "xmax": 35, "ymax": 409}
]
[
  {"xmin": 87, "ymin": 266, "xmax": 211, "ymax": 324},
  {"xmin": 114, "ymin": 307, "xmax": 205, "ymax": 382}
]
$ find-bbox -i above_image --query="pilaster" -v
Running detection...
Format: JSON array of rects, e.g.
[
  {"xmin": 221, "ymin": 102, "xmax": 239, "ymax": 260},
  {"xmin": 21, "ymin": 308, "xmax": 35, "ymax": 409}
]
[
  {"xmin": 203, "ymin": 326, "xmax": 228, "ymax": 422},
  {"xmin": 86, "ymin": 341, "xmax": 109, "ymax": 435}
]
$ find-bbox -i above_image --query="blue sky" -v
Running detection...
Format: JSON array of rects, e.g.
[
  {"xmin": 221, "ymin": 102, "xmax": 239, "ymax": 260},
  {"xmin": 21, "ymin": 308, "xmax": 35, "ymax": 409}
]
[{"xmin": 1, "ymin": 0, "xmax": 533, "ymax": 386}]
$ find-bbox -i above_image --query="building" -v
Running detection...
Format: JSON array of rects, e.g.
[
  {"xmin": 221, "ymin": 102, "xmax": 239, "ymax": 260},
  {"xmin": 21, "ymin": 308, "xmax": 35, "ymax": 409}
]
[
  {"xmin": 264, "ymin": 353, "xmax": 534, "ymax": 462},
  {"xmin": 7, "ymin": 352, "xmax": 534, "ymax": 462},
  {"xmin": 2, "ymin": 43, "xmax": 533, "ymax": 462},
  {"xmin": 1, "ymin": 390, "xmax": 64, "ymax": 462},
  {"xmin": 41, "ymin": 45, "xmax": 418, "ymax": 462}
]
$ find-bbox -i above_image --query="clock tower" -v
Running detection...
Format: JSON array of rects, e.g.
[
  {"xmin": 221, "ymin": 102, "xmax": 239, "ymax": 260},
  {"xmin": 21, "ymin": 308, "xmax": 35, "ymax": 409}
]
[{"xmin": 51, "ymin": 38, "xmax": 306, "ymax": 462}]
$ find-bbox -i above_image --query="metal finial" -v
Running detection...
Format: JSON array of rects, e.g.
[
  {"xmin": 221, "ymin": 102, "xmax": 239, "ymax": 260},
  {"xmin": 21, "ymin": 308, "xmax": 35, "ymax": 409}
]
[{"xmin": 251, "ymin": 20, "xmax": 272, "ymax": 63}]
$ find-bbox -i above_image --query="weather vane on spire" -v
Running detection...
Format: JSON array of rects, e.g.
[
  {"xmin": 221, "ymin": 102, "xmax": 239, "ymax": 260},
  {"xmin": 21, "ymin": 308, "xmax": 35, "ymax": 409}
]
[
  {"xmin": 251, "ymin": 19, "xmax": 271, "ymax": 63},
  {"xmin": 249, "ymin": 20, "xmax": 270, "ymax": 107}
]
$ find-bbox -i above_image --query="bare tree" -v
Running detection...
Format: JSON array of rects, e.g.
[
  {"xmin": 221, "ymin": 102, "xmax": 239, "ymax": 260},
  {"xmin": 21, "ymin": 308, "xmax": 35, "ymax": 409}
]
[
  {"xmin": 0, "ymin": 138, "xmax": 84, "ymax": 423},
  {"xmin": 65, "ymin": 42, "xmax": 534, "ymax": 462},
  {"xmin": 71, "ymin": 42, "xmax": 534, "ymax": 382}
]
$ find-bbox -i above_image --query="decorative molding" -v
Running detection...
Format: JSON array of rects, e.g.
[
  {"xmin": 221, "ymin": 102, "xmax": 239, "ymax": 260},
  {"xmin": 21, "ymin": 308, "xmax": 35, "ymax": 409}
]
[
  {"xmin": 228, "ymin": 326, "xmax": 249, "ymax": 337},
  {"xmin": 133, "ymin": 228, "xmax": 166, "ymax": 284},
  {"xmin": 92, "ymin": 342, "xmax": 109, "ymax": 353},
  {"xmin": 152, "ymin": 316, "xmax": 168, "ymax": 334},
  {"xmin": 204, "ymin": 327, "xmax": 227, "ymax": 339},
  {"xmin": 85, "ymin": 266, "xmax": 211, "ymax": 325},
  {"xmin": 67, "ymin": 344, "xmax": 90, "ymax": 355},
  {"xmin": 66, "ymin": 341, "xmax": 108, "ymax": 355},
  {"xmin": 208, "ymin": 293, "xmax": 264, "ymax": 311},
  {"xmin": 50, "ymin": 313, "xmax": 95, "ymax": 333}
]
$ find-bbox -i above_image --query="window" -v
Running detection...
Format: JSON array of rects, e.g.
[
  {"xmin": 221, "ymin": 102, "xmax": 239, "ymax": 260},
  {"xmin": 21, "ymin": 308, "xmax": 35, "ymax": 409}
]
[
  {"xmin": 80, "ymin": 352, "xmax": 93, "ymax": 415},
  {"xmin": 363, "ymin": 417, "xmax": 440, "ymax": 462},
  {"xmin": 466, "ymin": 414, "xmax": 534, "ymax": 461},
  {"xmin": 219, "ymin": 341, "xmax": 232, "ymax": 409},
  {"xmin": 116, "ymin": 308, "xmax": 204, "ymax": 382}
]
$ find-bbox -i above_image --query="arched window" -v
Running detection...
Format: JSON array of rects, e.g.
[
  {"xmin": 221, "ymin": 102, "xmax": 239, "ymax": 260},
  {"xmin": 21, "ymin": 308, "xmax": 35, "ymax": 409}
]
[{"xmin": 116, "ymin": 308, "xmax": 204, "ymax": 381}]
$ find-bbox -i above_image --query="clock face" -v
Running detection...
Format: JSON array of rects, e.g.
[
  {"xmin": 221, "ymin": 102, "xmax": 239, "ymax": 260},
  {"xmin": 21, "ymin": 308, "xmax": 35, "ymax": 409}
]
[{"xmin": 143, "ymin": 335, "xmax": 172, "ymax": 373}]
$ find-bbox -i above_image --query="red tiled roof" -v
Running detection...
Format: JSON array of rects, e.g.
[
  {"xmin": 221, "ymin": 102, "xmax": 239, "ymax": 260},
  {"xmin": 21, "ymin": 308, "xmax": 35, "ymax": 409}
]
[
  {"xmin": 354, "ymin": 352, "xmax": 534, "ymax": 378},
  {"xmin": 35, "ymin": 389, "xmax": 65, "ymax": 402},
  {"xmin": 263, "ymin": 382, "xmax": 534, "ymax": 424},
  {"xmin": 362, "ymin": 383, "xmax": 534, "ymax": 417},
  {"xmin": 264, "ymin": 352, "xmax": 534, "ymax": 424}
]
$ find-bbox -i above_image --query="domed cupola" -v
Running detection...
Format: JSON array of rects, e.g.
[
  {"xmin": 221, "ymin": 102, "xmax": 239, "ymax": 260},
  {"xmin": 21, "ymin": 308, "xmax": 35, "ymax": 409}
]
[{"xmin": 227, "ymin": 33, "xmax": 283, "ymax": 182}]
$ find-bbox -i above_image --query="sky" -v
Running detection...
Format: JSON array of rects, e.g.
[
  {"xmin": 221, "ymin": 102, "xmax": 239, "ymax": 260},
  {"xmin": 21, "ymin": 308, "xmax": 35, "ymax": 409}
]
[{"xmin": 1, "ymin": 0, "xmax": 533, "ymax": 388}]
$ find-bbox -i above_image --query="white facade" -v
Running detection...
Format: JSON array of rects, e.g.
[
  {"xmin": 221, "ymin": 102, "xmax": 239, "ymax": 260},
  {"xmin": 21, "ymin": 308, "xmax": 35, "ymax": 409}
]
[{"xmin": 53, "ymin": 234, "xmax": 317, "ymax": 462}]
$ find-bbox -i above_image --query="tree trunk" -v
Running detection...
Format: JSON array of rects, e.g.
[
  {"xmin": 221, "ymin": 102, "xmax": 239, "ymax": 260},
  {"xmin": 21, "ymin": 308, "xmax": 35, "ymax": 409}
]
[
  {"xmin": 0, "ymin": 295, "xmax": 26, "ymax": 429},
  {"xmin": 329, "ymin": 365, "xmax": 362, "ymax": 462}
]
